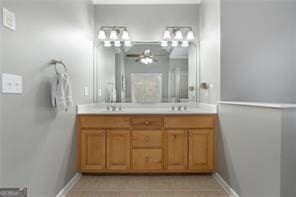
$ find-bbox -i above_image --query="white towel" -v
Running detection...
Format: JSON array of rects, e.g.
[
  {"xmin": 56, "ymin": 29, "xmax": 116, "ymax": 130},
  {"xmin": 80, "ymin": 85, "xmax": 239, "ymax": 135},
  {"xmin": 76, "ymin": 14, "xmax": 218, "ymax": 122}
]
[{"xmin": 51, "ymin": 73, "xmax": 73, "ymax": 111}]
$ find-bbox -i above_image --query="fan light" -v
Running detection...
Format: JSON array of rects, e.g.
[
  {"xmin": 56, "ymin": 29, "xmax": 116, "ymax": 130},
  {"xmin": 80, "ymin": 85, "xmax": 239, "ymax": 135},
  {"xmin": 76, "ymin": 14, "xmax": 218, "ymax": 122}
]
[
  {"xmin": 174, "ymin": 30, "xmax": 183, "ymax": 40},
  {"xmin": 163, "ymin": 30, "xmax": 171, "ymax": 40},
  {"xmin": 186, "ymin": 31, "xmax": 195, "ymax": 41},
  {"xmin": 114, "ymin": 41, "xmax": 121, "ymax": 47},
  {"xmin": 172, "ymin": 41, "xmax": 179, "ymax": 47},
  {"xmin": 110, "ymin": 30, "xmax": 118, "ymax": 40},
  {"xmin": 124, "ymin": 41, "xmax": 132, "ymax": 47},
  {"xmin": 121, "ymin": 30, "xmax": 130, "ymax": 40},
  {"xmin": 182, "ymin": 41, "xmax": 189, "ymax": 47},
  {"xmin": 141, "ymin": 57, "xmax": 153, "ymax": 65},
  {"xmin": 98, "ymin": 30, "xmax": 106, "ymax": 40},
  {"xmin": 161, "ymin": 41, "xmax": 168, "ymax": 47},
  {"xmin": 104, "ymin": 41, "xmax": 112, "ymax": 47}
]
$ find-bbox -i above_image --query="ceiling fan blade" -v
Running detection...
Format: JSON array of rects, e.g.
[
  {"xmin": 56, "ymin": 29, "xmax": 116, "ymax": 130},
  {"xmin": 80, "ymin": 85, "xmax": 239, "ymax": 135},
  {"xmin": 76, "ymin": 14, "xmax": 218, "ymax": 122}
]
[{"xmin": 126, "ymin": 54, "xmax": 142, "ymax": 57}]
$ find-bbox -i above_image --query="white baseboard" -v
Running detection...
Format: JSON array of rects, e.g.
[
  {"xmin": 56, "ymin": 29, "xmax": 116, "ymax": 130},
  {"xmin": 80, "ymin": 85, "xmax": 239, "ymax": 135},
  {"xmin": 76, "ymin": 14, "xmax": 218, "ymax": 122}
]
[
  {"xmin": 213, "ymin": 173, "xmax": 240, "ymax": 197},
  {"xmin": 56, "ymin": 173, "xmax": 81, "ymax": 197}
]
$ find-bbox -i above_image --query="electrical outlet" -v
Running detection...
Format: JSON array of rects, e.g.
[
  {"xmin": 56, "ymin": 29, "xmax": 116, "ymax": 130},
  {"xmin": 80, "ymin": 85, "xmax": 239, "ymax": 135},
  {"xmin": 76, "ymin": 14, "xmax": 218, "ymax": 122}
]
[
  {"xmin": 2, "ymin": 73, "xmax": 23, "ymax": 94},
  {"xmin": 84, "ymin": 86, "xmax": 89, "ymax": 96}
]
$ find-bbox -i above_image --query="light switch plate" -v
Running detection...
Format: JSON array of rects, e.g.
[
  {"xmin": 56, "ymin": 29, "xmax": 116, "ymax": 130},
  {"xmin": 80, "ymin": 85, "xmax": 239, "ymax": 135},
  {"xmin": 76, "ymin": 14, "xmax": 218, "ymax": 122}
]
[
  {"xmin": 3, "ymin": 7, "xmax": 16, "ymax": 31},
  {"xmin": 2, "ymin": 73, "xmax": 23, "ymax": 94}
]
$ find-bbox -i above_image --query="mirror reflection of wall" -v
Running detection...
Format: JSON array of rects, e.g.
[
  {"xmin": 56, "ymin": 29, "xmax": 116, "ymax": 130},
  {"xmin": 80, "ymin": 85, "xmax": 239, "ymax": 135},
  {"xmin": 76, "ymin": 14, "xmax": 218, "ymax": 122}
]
[{"xmin": 96, "ymin": 42, "xmax": 199, "ymax": 103}]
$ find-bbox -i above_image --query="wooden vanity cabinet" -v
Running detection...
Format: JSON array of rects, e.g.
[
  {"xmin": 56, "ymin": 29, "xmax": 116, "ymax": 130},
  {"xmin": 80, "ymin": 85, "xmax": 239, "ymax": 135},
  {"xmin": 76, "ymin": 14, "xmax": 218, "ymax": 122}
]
[{"xmin": 78, "ymin": 115, "xmax": 216, "ymax": 173}]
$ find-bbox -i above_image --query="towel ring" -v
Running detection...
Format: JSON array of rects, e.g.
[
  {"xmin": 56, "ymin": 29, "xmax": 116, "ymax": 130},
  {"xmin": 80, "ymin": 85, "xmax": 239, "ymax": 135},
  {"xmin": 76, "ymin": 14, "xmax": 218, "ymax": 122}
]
[{"xmin": 50, "ymin": 59, "xmax": 67, "ymax": 74}]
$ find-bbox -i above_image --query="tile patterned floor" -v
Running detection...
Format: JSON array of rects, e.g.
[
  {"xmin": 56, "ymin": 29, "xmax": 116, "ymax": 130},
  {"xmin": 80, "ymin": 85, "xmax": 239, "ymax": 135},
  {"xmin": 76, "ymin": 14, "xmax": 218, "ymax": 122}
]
[{"xmin": 67, "ymin": 175, "xmax": 229, "ymax": 197}]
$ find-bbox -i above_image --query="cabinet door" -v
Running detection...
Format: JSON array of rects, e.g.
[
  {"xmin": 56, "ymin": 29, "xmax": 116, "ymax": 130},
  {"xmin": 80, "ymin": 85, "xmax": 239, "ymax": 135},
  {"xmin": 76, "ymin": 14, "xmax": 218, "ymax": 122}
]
[
  {"xmin": 188, "ymin": 129, "xmax": 214, "ymax": 171},
  {"xmin": 165, "ymin": 130, "xmax": 188, "ymax": 171},
  {"xmin": 107, "ymin": 130, "xmax": 131, "ymax": 171},
  {"xmin": 80, "ymin": 130, "xmax": 105, "ymax": 171}
]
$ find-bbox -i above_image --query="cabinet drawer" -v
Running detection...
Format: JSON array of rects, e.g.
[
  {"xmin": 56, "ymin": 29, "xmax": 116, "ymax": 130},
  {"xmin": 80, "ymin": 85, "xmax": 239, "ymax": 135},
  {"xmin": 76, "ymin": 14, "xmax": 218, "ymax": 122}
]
[
  {"xmin": 132, "ymin": 117, "xmax": 163, "ymax": 129},
  {"xmin": 164, "ymin": 116, "xmax": 215, "ymax": 129},
  {"xmin": 133, "ymin": 130, "xmax": 162, "ymax": 148},
  {"xmin": 79, "ymin": 116, "xmax": 130, "ymax": 129},
  {"xmin": 132, "ymin": 149, "xmax": 163, "ymax": 171}
]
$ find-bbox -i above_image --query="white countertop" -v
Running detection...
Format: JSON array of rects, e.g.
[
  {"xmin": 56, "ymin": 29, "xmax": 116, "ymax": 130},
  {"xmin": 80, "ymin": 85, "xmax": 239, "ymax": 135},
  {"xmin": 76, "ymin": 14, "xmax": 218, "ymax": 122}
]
[
  {"xmin": 77, "ymin": 103, "xmax": 217, "ymax": 115},
  {"xmin": 219, "ymin": 101, "xmax": 296, "ymax": 109}
]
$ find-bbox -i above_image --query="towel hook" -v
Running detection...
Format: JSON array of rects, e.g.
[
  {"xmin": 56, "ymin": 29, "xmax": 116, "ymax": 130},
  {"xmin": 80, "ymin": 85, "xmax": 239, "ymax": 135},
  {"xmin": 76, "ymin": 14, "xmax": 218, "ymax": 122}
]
[{"xmin": 50, "ymin": 59, "xmax": 67, "ymax": 74}]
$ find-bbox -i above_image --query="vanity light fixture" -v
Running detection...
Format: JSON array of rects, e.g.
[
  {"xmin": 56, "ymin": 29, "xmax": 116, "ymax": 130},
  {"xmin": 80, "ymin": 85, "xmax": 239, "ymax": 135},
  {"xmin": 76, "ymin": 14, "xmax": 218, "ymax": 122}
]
[
  {"xmin": 172, "ymin": 40, "xmax": 179, "ymax": 47},
  {"xmin": 114, "ymin": 41, "xmax": 121, "ymax": 47},
  {"xmin": 181, "ymin": 41, "xmax": 189, "ymax": 48},
  {"xmin": 163, "ymin": 30, "xmax": 171, "ymax": 40},
  {"xmin": 186, "ymin": 31, "xmax": 195, "ymax": 41},
  {"xmin": 174, "ymin": 30, "xmax": 183, "ymax": 40},
  {"xmin": 124, "ymin": 40, "xmax": 132, "ymax": 47},
  {"xmin": 110, "ymin": 30, "xmax": 118, "ymax": 40},
  {"xmin": 98, "ymin": 26, "xmax": 132, "ymax": 47},
  {"xmin": 98, "ymin": 30, "xmax": 107, "ymax": 40},
  {"xmin": 121, "ymin": 30, "xmax": 130, "ymax": 40},
  {"xmin": 104, "ymin": 40, "xmax": 112, "ymax": 47},
  {"xmin": 161, "ymin": 26, "xmax": 196, "ymax": 48},
  {"xmin": 161, "ymin": 40, "xmax": 168, "ymax": 47}
]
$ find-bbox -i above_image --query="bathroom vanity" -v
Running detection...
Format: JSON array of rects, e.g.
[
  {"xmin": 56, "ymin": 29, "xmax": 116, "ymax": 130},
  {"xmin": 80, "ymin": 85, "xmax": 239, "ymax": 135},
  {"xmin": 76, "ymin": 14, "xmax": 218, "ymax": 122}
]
[
  {"xmin": 77, "ymin": 40, "xmax": 216, "ymax": 173},
  {"xmin": 77, "ymin": 104, "xmax": 217, "ymax": 173}
]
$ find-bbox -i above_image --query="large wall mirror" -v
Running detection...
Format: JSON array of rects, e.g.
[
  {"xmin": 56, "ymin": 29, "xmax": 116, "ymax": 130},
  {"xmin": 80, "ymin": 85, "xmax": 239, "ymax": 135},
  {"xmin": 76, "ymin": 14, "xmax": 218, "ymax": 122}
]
[{"xmin": 94, "ymin": 42, "xmax": 200, "ymax": 103}]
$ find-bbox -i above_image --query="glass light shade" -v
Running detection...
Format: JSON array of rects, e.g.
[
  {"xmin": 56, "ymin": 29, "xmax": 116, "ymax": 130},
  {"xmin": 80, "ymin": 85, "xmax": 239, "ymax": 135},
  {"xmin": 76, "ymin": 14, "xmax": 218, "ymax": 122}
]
[
  {"xmin": 186, "ymin": 31, "xmax": 195, "ymax": 41},
  {"xmin": 98, "ymin": 30, "xmax": 106, "ymax": 40},
  {"xmin": 121, "ymin": 30, "xmax": 130, "ymax": 40},
  {"xmin": 110, "ymin": 30, "xmax": 118, "ymax": 40},
  {"xmin": 163, "ymin": 30, "xmax": 171, "ymax": 40},
  {"xmin": 104, "ymin": 41, "xmax": 112, "ymax": 47},
  {"xmin": 172, "ymin": 40, "xmax": 179, "ymax": 47},
  {"xmin": 174, "ymin": 30, "xmax": 183, "ymax": 40},
  {"xmin": 114, "ymin": 41, "xmax": 121, "ymax": 47},
  {"xmin": 181, "ymin": 41, "xmax": 189, "ymax": 47},
  {"xmin": 161, "ymin": 41, "xmax": 168, "ymax": 47},
  {"xmin": 124, "ymin": 40, "xmax": 132, "ymax": 47}
]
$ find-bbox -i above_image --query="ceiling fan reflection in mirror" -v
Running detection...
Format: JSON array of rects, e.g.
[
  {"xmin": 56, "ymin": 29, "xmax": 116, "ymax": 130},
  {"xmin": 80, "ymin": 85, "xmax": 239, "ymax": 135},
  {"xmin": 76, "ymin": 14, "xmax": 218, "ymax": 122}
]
[{"xmin": 126, "ymin": 49, "xmax": 166, "ymax": 65}]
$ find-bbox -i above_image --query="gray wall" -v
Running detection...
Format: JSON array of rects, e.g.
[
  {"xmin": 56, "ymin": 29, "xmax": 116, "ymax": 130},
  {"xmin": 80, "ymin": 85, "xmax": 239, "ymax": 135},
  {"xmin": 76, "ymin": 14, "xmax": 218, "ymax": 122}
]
[
  {"xmin": 199, "ymin": 0, "xmax": 221, "ymax": 104},
  {"xmin": 218, "ymin": 104, "xmax": 282, "ymax": 197},
  {"xmin": 281, "ymin": 109, "xmax": 296, "ymax": 197},
  {"xmin": 221, "ymin": 0, "xmax": 296, "ymax": 103},
  {"xmin": 0, "ymin": 1, "xmax": 93, "ymax": 197},
  {"xmin": 94, "ymin": 4, "xmax": 199, "ymax": 42}
]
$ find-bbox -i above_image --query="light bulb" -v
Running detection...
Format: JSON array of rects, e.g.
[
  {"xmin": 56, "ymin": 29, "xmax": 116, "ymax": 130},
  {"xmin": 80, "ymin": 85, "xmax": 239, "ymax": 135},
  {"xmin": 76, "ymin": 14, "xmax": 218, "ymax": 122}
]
[
  {"xmin": 161, "ymin": 41, "xmax": 168, "ymax": 47},
  {"xmin": 114, "ymin": 41, "xmax": 121, "ymax": 47},
  {"xmin": 172, "ymin": 41, "xmax": 179, "ymax": 47},
  {"xmin": 174, "ymin": 30, "xmax": 183, "ymax": 40},
  {"xmin": 104, "ymin": 41, "xmax": 112, "ymax": 47},
  {"xmin": 110, "ymin": 30, "xmax": 118, "ymax": 40},
  {"xmin": 148, "ymin": 58, "xmax": 153, "ymax": 64},
  {"xmin": 186, "ymin": 31, "xmax": 195, "ymax": 41},
  {"xmin": 182, "ymin": 41, "xmax": 189, "ymax": 47},
  {"xmin": 124, "ymin": 40, "xmax": 131, "ymax": 47},
  {"xmin": 121, "ymin": 30, "xmax": 130, "ymax": 40},
  {"xmin": 98, "ymin": 30, "xmax": 106, "ymax": 40},
  {"xmin": 163, "ymin": 30, "xmax": 171, "ymax": 40}
]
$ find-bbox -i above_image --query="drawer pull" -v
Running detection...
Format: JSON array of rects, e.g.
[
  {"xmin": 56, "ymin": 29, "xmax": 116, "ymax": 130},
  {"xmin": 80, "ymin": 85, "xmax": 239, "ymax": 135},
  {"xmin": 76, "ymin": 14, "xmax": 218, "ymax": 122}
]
[{"xmin": 144, "ymin": 121, "xmax": 151, "ymax": 125}]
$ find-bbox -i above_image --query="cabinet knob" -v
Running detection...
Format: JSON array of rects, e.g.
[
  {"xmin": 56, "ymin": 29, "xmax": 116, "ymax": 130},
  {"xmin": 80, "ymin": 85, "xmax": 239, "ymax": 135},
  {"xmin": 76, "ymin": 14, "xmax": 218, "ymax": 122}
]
[{"xmin": 144, "ymin": 121, "xmax": 151, "ymax": 125}]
